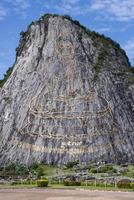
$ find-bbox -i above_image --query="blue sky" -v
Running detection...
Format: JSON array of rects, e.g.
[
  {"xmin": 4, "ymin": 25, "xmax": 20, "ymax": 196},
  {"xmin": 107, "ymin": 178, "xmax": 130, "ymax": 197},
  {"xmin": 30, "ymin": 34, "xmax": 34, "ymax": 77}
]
[{"xmin": 0, "ymin": 0, "xmax": 134, "ymax": 79}]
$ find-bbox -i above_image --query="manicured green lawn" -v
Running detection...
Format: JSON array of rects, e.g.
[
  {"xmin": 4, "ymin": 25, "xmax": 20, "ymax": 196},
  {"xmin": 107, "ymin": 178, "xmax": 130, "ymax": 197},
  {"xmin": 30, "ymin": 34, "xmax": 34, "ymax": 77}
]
[
  {"xmin": 0, "ymin": 184, "xmax": 37, "ymax": 189},
  {"xmin": 49, "ymin": 184, "xmax": 134, "ymax": 192},
  {"xmin": 0, "ymin": 183, "xmax": 134, "ymax": 192}
]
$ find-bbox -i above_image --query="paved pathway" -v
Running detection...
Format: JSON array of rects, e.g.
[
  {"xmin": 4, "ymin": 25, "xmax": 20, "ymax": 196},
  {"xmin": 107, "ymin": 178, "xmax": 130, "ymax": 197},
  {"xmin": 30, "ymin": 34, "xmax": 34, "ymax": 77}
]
[{"xmin": 0, "ymin": 189, "xmax": 133, "ymax": 200}]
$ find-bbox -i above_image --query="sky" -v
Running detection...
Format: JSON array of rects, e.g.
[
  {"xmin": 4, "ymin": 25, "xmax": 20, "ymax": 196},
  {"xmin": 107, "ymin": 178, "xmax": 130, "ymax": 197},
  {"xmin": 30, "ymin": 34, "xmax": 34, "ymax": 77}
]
[{"xmin": 0, "ymin": 0, "xmax": 134, "ymax": 79}]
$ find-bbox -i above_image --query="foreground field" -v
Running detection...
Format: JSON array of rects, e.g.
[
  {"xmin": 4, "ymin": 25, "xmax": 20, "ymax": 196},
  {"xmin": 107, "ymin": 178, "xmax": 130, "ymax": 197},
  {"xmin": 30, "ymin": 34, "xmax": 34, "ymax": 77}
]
[{"xmin": 0, "ymin": 189, "xmax": 134, "ymax": 200}]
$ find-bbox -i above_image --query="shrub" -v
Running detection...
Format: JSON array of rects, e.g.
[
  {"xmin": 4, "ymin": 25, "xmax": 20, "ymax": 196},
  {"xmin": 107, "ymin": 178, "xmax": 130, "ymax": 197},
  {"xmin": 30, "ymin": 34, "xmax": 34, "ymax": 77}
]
[
  {"xmin": 130, "ymin": 67, "xmax": 134, "ymax": 73},
  {"xmin": 111, "ymin": 168, "xmax": 117, "ymax": 173},
  {"xmin": 96, "ymin": 182, "xmax": 105, "ymax": 187},
  {"xmin": 11, "ymin": 181, "xmax": 21, "ymax": 185},
  {"xmin": 98, "ymin": 165, "xmax": 113, "ymax": 173},
  {"xmin": 0, "ymin": 67, "xmax": 14, "ymax": 87},
  {"xmin": 74, "ymin": 20, "xmax": 81, "ymax": 26},
  {"xmin": 37, "ymin": 179, "xmax": 48, "ymax": 187},
  {"xmin": 124, "ymin": 166, "xmax": 134, "ymax": 178},
  {"xmin": 62, "ymin": 15, "xmax": 72, "ymax": 20},
  {"xmin": 94, "ymin": 47, "xmax": 108, "ymax": 73},
  {"xmin": 31, "ymin": 163, "xmax": 41, "ymax": 170},
  {"xmin": 90, "ymin": 168, "xmax": 97, "ymax": 173},
  {"xmin": 66, "ymin": 160, "xmax": 79, "ymax": 168},
  {"xmin": 64, "ymin": 180, "xmax": 81, "ymax": 186},
  {"xmin": 130, "ymin": 183, "xmax": 134, "ymax": 189},
  {"xmin": 117, "ymin": 179, "xmax": 131, "ymax": 189},
  {"xmin": 36, "ymin": 165, "xmax": 44, "ymax": 178},
  {"xmin": 2, "ymin": 162, "xmax": 29, "ymax": 176}
]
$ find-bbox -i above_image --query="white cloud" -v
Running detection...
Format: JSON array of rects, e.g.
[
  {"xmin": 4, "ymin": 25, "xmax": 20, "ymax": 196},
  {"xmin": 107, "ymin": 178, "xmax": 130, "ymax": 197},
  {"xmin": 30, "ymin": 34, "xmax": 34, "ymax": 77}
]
[
  {"xmin": 53, "ymin": 0, "xmax": 87, "ymax": 15},
  {"xmin": 4, "ymin": 0, "xmax": 30, "ymax": 18},
  {"xmin": 123, "ymin": 38, "xmax": 134, "ymax": 63},
  {"xmin": 13, "ymin": 0, "xmax": 30, "ymax": 10},
  {"xmin": 95, "ymin": 27, "xmax": 111, "ymax": 33},
  {"xmin": 90, "ymin": 0, "xmax": 134, "ymax": 21},
  {"xmin": 5, "ymin": 0, "xmax": 30, "ymax": 10},
  {"xmin": 0, "ymin": 4, "xmax": 7, "ymax": 20},
  {"xmin": 46, "ymin": 0, "xmax": 134, "ymax": 21}
]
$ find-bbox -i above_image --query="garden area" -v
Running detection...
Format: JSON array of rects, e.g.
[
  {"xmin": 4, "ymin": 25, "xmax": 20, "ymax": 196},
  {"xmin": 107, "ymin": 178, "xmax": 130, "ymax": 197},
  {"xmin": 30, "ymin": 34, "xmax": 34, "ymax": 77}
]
[{"xmin": 0, "ymin": 161, "xmax": 134, "ymax": 191}]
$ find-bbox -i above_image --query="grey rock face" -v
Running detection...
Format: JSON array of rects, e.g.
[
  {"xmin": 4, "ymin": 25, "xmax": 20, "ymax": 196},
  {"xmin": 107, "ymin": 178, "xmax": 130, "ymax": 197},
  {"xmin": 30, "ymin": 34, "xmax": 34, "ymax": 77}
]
[{"xmin": 0, "ymin": 15, "xmax": 134, "ymax": 166}]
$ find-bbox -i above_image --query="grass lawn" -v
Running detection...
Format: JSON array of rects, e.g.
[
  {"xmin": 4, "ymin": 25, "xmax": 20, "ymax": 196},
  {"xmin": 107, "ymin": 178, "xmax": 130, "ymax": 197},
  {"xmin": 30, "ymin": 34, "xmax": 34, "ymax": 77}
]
[
  {"xmin": 42, "ymin": 165, "xmax": 56, "ymax": 176},
  {"xmin": 49, "ymin": 184, "xmax": 134, "ymax": 192},
  {"xmin": 0, "ymin": 184, "xmax": 37, "ymax": 189},
  {"xmin": 0, "ymin": 183, "xmax": 134, "ymax": 192}
]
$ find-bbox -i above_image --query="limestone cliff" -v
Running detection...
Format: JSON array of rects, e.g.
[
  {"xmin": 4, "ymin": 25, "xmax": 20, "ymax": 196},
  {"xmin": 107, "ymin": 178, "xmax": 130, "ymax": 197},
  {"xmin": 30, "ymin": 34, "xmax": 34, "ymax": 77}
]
[{"xmin": 0, "ymin": 14, "xmax": 134, "ymax": 165}]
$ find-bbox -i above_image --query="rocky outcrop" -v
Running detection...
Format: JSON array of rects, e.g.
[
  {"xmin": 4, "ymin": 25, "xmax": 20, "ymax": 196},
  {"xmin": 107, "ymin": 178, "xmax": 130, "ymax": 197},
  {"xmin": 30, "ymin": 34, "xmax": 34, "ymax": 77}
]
[{"xmin": 0, "ymin": 14, "xmax": 134, "ymax": 166}]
